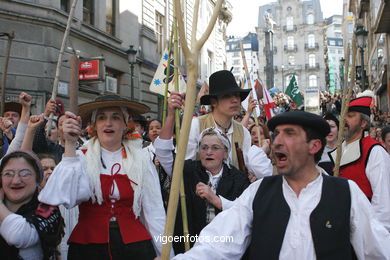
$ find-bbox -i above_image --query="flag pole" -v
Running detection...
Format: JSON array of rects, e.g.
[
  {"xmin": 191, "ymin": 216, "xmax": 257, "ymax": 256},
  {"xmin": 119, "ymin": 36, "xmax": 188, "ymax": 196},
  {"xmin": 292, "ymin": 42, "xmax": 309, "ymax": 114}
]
[
  {"xmin": 162, "ymin": 23, "xmax": 175, "ymax": 127},
  {"xmin": 47, "ymin": 0, "xmax": 78, "ymax": 136},
  {"xmin": 172, "ymin": 16, "xmax": 190, "ymax": 252},
  {"xmin": 240, "ymin": 41, "xmax": 262, "ymax": 144}
]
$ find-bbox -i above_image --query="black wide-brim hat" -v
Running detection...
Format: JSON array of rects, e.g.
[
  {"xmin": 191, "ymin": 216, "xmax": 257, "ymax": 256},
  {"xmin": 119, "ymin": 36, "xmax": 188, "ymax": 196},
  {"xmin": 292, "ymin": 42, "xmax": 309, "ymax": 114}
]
[
  {"xmin": 4, "ymin": 102, "xmax": 22, "ymax": 115},
  {"xmin": 78, "ymin": 94, "xmax": 150, "ymax": 124},
  {"xmin": 323, "ymin": 112, "xmax": 339, "ymax": 129},
  {"xmin": 200, "ymin": 70, "xmax": 251, "ymax": 105},
  {"xmin": 267, "ymin": 110, "xmax": 330, "ymax": 138}
]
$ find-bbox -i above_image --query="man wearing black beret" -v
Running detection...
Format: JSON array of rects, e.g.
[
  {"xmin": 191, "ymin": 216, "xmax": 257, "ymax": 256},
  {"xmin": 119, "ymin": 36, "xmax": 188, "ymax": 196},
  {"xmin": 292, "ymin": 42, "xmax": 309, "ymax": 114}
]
[
  {"xmin": 328, "ymin": 96, "xmax": 390, "ymax": 232},
  {"xmin": 172, "ymin": 110, "xmax": 390, "ymax": 260}
]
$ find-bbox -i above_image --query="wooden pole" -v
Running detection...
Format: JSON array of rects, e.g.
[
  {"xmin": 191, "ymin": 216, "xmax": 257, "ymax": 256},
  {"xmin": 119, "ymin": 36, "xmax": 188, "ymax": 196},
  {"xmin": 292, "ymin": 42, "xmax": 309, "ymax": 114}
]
[
  {"xmin": 0, "ymin": 31, "xmax": 15, "ymax": 116},
  {"xmin": 240, "ymin": 41, "xmax": 262, "ymax": 144},
  {"xmin": 69, "ymin": 55, "xmax": 79, "ymax": 114},
  {"xmin": 47, "ymin": 0, "xmax": 78, "ymax": 135},
  {"xmin": 162, "ymin": 24, "xmax": 175, "ymax": 127},
  {"xmin": 173, "ymin": 17, "xmax": 190, "ymax": 252},
  {"xmin": 161, "ymin": 1, "xmax": 224, "ymax": 258},
  {"xmin": 334, "ymin": 38, "xmax": 358, "ymax": 176}
]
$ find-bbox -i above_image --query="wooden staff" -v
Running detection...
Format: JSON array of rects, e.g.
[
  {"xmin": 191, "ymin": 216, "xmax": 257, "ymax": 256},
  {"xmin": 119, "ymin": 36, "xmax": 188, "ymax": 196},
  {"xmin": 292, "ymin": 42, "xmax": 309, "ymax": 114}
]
[
  {"xmin": 47, "ymin": 0, "xmax": 78, "ymax": 136},
  {"xmin": 162, "ymin": 23, "xmax": 175, "ymax": 127},
  {"xmin": 334, "ymin": 38, "xmax": 358, "ymax": 176},
  {"xmin": 0, "ymin": 31, "xmax": 15, "ymax": 116},
  {"xmin": 240, "ymin": 41, "xmax": 262, "ymax": 144},
  {"xmin": 172, "ymin": 17, "xmax": 190, "ymax": 252},
  {"xmin": 161, "ymin": 0, "xmax": 224, "ymax": 258}
]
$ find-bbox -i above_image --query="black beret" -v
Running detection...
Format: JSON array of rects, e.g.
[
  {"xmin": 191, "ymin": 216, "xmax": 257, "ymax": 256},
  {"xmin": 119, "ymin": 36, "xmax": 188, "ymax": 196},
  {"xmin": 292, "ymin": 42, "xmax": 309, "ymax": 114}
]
[
  {"xmin": 323, "ymin": 112, "xmax": 339, "ymax": 129},
  {"xmin": 267, "ymin": 110, "xmax": 330, "ymax": 138}
]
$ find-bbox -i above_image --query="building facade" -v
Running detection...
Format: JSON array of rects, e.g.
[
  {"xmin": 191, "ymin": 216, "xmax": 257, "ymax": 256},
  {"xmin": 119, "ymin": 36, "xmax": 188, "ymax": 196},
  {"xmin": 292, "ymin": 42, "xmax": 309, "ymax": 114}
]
[
  {"xmin": 0, "ymin": 0, "xmax": 129, "ymax": 114},
  {"xmin": 257, "ymin": 0, "xmax": 326, "ymax": 92},
  {"xmin": 226, "ymin": 33, "xmax": 259, "ymax": 83},
  {"xmin": 325, "ymin": 15, "xmax": 344, "ymax": 92}
]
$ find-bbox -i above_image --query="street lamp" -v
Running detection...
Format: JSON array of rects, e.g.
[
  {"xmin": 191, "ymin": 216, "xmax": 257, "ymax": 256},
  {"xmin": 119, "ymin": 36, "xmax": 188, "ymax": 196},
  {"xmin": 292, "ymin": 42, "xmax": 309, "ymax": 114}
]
[
  {"xmin": 126, "ymin": 45, "xmax": 138, "ymax": 100},
  {"xmin": 339, "ymin": 57, "xmax": 345, "ymax": 90},
  {"xmin": 355, "ymin": 27, "xmax": 368, "ymax": 90}
]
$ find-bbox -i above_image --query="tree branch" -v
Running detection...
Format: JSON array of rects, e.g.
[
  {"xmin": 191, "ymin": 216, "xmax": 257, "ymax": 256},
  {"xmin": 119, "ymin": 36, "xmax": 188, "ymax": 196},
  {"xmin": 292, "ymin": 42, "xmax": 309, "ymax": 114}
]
[
  {"xmin": 191, "ymin": 0, "xmax": 200, "ymax": 46},
  {"xmin": 174, "ymin": 0, "xmax": 191, "ymax": 57},
  {"xmin": 195, "ymin": 0, "xmax": 224, "ymax": 52}
]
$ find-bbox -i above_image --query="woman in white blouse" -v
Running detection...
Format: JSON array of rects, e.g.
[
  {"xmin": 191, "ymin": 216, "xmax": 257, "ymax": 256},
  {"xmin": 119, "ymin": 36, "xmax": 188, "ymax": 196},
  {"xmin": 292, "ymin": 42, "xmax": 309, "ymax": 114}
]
[{"xmin": 38, "ymin": 95, "xmax": 167, "ymax": 260}]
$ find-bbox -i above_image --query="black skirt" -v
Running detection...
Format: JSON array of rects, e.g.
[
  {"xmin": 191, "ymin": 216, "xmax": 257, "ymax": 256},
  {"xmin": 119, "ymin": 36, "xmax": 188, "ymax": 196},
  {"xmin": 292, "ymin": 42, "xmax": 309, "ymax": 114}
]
[{"xmin": 68, "ymin": 227, "xmax": 156, "ymax": 260}]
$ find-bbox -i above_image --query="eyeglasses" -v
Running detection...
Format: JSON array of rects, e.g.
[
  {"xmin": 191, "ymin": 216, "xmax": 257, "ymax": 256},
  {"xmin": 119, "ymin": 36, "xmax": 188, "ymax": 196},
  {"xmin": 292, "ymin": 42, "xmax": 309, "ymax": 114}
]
[
  {"xmin": 1, "ymin": 170, "xmax": 34, "ymax": 180},
  {"xmin": 199, "ymin": 144, "xmax": 225, "ymax": 152}
]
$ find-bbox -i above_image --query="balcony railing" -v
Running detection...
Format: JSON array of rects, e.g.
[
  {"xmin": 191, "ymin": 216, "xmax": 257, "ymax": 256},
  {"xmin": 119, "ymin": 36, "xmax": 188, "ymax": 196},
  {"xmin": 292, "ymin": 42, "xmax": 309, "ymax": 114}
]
[
  {"xmin": 283, "ymin": 25, "xmax": 297, "ymax": 32},
  {"xmin": 305, "ymin": 63, "xmax": 320, "ymax": 70},
  {"xmin": 284, "ymin": 44, "xmax": 298, "ymax": 52},
  {"xmin": 305, "ymin": 43, "xmax": 319, "ymax": 51}
]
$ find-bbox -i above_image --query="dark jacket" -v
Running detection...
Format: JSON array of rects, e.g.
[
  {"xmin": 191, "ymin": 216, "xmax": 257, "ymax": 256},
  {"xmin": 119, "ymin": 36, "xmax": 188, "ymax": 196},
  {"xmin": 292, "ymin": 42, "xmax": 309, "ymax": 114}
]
[
  {"xmin": 32, "ymin": 120, "xmax": 64, "ymax": 163},
  {"xmin": 174, "ymin": 160, "xmax": 249, "ymax": 254}
]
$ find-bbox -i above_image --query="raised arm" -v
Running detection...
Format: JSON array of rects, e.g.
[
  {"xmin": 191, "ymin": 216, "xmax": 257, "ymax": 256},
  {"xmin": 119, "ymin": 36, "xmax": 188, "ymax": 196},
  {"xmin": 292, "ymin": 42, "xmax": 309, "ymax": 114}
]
[{"xmin": 21, "ymin": 114, "xmax": 44, "ymax": 151}]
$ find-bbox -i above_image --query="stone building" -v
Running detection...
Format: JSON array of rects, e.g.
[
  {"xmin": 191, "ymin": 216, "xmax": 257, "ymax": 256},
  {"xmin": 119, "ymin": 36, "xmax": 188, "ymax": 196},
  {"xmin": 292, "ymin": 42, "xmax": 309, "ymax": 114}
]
[
  {"xmin": 0, "ymin": 0, "xmax": 129, "ymax": 113},
  {"xmin": 226, "ymin": 32, "xmax": 259, "ymax": 83},
  {"xmin": 257, "ymin": 0, "xmax": 326, "ymax": 92},
  {"xmin": 325, "ymin": 15, "xmax": 344, "ymax": 92}
]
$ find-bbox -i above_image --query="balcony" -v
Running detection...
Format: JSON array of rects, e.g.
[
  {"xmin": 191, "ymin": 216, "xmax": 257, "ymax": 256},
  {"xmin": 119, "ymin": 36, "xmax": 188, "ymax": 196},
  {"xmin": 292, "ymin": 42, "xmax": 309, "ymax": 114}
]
[
  {"xmin": 284, "ymin": 44, "xmax": 298, "ymax": 52},
  {"xmin": 283, "ymin": 25, "xmax": 297, "ymax": 32},
  {"xmin": 305, "ymin": 43, "xmax": 319, "ymax": 51},
  {"xmin": 305, "ymin": 63, "xmax": 320, "ymax": 70}
]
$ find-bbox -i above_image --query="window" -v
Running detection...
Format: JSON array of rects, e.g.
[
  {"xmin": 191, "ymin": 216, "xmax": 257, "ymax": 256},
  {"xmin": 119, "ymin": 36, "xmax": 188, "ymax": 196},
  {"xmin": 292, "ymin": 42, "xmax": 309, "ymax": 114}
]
[
  {"xmin": 83, "ymin": 0, "xmax": 94, "ymax": 25},
  {"xmin": 286, "ymin": 16, "xmax": 294, "ymax": 30},
  {"xmin": 60, "ymin": 0, "xmax": 69, "ymax": 12},
  {"xmin": 207, "ymin": 51, "xmax": 214, "ymax": 77},
  {"xmin": 329, "ymin": 49, "xmax": 336, "ymax": 54},
  {"xmin": 309, "ymin": 75, "xmax": 317, "ymax": 87},
  {"xmin": 287, "ymin": 36, "xmax": 294, "ymax": 49},
  {"xmin": 309, "ymin": 54, "xmax": 316, "ymax": 67},
  {"xmin": 338, "ymin": 50, "xmax": 343, "ymax": 54},
  {"xmin": 106, "ymin": 0, "xmax": 115, "ymax": 35},
  {"xmin": 329, "ymin": 40, "xmax": 336, "ymax": 46},
  {"xmin": 307, "ymin": 14, "xmax": 314, "ymax": 24},
  {"xmin": 287, "ymin": 6, "xmax": 292, "ymax": 12},
  {"xmin": 288, "ymin": 55, "xmax": 295, "ymax": 65},
  {"xmin": 155, "ymin": 12, "xmax": 165, "ymax": 54},
  {"xmin": 347, "ymin": 23, "xmax": 353, "ymax": 33},
  {"xmin": 308, "ymin": 34, "xmax": 315, "ymax": 47},
  {"xmin": 233, "ymin": 59, "xmax": 240, "ymax": 65},
  {"xmin": 233, "ymin": 52, "xmax": 240, "ymax": 57}
]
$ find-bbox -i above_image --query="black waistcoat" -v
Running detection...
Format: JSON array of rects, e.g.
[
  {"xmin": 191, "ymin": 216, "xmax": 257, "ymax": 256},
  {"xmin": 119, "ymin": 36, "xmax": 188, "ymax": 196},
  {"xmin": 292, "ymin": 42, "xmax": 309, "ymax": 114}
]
[{"xmin": 247, "ymin": 174, "xmax": 352, "ymax": 260}]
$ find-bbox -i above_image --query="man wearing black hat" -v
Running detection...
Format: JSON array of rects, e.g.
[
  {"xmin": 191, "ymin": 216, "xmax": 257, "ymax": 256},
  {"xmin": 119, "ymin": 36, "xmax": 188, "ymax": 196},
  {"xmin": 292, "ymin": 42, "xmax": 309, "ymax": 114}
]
[
  {"xmin": 172, "ymin": 111, "xmax": 390, "ymax": 260},
  {"xmin": 329, "ymin": 96, "xmax": 390, "ymax": 232},
  {"xmin": 170, "ymin": 70, "xmax": 272, "ymax": 179},
  {"xmin": 3, "ymin": 101, "xmax": 22, "ymax": 129}
]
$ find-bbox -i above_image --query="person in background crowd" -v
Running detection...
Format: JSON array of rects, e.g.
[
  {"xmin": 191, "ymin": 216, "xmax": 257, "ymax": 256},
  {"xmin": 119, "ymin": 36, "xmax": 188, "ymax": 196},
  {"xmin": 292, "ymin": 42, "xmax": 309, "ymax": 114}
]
[
  {"xmin": 37, "ymin": 154, "xmax": 56, "ymax": 190},
  {"xmin": 329, "ymin": 96, "xmax": 390, "ymax": 232},
  {"xmin": 0, "ymin": 150, "xmax": 63, "ymax": 260},
  {"xmin": 154, "ymin": 97, "xmax": 249, "ymax": 254},
  {"xmin": 381, "ymin": 126, "xmax": 390, "ymax": 154},
  {"xmin": 3, "ymin": 102, "xmax": 22, "ymax": 129},
  {"xmin": 146, "ymin": 119, "xmax": 162, "ymax": 161},
  {"xmin": 38, "ymin": 95, "xmax": 167, "ymax": 259},
  {"xmin": 375, "ymin": 127, "xmax": 383, "ymax": 144},
  {"xmin": 132, "ymin": 115, "xmax": 150, "ymax": 142},
  {"xmin": 44, "ymin": 119, "xmax": 59, "ymax": 144},
  {"xmin": 176, "ymin": 70, "xmax": 272, "ymax": 180},
  {"xmin": 369, "ymin": 127, "xmax": 377, "ymax": 139},
  {"xmin": 1, "ymin": 93, "xmax": 32, "ymax": 157},
  {"xmin": 171, "ymin": 111, "xmax": 390, "ymax": 260},
  {"xmin": 32, "ymin": 100, "xmax": 66, "ymax": 163},
  {"xmin": 318, "ymin": 112, "xmax": 339, "ymax": 175}
]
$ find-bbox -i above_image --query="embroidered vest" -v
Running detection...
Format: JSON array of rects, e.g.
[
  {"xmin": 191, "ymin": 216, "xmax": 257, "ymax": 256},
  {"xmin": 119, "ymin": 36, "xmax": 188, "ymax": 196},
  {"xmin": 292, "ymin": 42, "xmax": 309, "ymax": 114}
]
[
  {"xmin": 198, "ymin": 113, "xmax": 244, "ymax": 169},
  {"xmin": 248, "ymin": 175, "xmax": 352, "ymax": 260},
  {"xmin": 339, "ymin": 137, "xmax": 381, "ymax": 200},
  {"xmin": 68, "ymin": 174, "xmax": 151, "ymax": 244}
]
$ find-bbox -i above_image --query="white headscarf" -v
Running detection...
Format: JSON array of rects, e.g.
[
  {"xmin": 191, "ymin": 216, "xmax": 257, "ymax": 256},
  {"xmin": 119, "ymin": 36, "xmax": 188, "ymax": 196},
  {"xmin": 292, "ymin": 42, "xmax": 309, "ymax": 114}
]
[{"xmin": 199, "ymin": 127, "xmax": 232, "ymax": 168}]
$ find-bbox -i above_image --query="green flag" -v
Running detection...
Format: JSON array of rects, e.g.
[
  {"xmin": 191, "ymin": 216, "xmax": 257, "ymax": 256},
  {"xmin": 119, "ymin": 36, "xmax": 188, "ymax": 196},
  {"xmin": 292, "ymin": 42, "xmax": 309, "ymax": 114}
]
[{"xmin": 285, "ymin": 75, "xmax": 303, "ymax": 107}]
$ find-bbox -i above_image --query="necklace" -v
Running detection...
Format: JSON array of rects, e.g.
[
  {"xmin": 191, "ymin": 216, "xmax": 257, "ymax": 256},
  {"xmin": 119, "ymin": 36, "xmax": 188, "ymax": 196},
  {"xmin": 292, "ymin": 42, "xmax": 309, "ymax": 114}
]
[{"xmin": 214, "ymin": 119, "xmax": 232, "ymax": 134}]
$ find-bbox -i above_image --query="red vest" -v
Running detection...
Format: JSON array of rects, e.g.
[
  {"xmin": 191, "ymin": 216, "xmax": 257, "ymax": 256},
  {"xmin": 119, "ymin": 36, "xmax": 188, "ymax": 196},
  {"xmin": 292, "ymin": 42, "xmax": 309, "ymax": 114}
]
[
  {"xmin": 68, "ymin": 174, "xmax": 151, "ymax": 244},
  {"xmin": 339, "ymin": 137, "xmax": 380, "ymax": 199}
]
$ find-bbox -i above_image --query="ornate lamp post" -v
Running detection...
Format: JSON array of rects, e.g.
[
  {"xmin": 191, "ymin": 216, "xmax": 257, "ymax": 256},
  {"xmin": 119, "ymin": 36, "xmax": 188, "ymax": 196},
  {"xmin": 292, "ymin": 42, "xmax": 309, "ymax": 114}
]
[
  {"xmin": 126, "ymin": 45, "xmax": 138, "ymax": 100},
  {"xmin": 355, "ymin": 27, "xmax": 368, "ymax": 90}
]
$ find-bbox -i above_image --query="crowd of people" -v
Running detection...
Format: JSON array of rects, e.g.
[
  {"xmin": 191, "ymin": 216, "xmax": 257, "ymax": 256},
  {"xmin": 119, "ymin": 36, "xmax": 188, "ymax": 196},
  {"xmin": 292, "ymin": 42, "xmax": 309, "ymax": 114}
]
[{"xmin": 0, "ymin": 69, "xmax": 389, "ymax": 259}]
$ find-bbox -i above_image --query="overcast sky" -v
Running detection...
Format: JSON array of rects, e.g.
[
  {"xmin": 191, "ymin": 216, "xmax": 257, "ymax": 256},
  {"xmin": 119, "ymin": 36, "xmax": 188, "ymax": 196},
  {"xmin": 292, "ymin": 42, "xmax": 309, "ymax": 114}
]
[{"xmin": 227, "ymin": 0, "xmax": 343, "ymax": 37}]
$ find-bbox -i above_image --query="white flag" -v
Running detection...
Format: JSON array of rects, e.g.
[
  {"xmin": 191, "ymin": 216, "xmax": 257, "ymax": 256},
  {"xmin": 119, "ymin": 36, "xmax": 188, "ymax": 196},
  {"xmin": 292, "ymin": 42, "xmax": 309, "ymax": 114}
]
[
  {"xmin": 149, "ymin": 48, "xmax": 186, "ymax": 95},
  {"xmin": 242, "ymin": 76, "xmax": 261, "ymax": 116}
]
